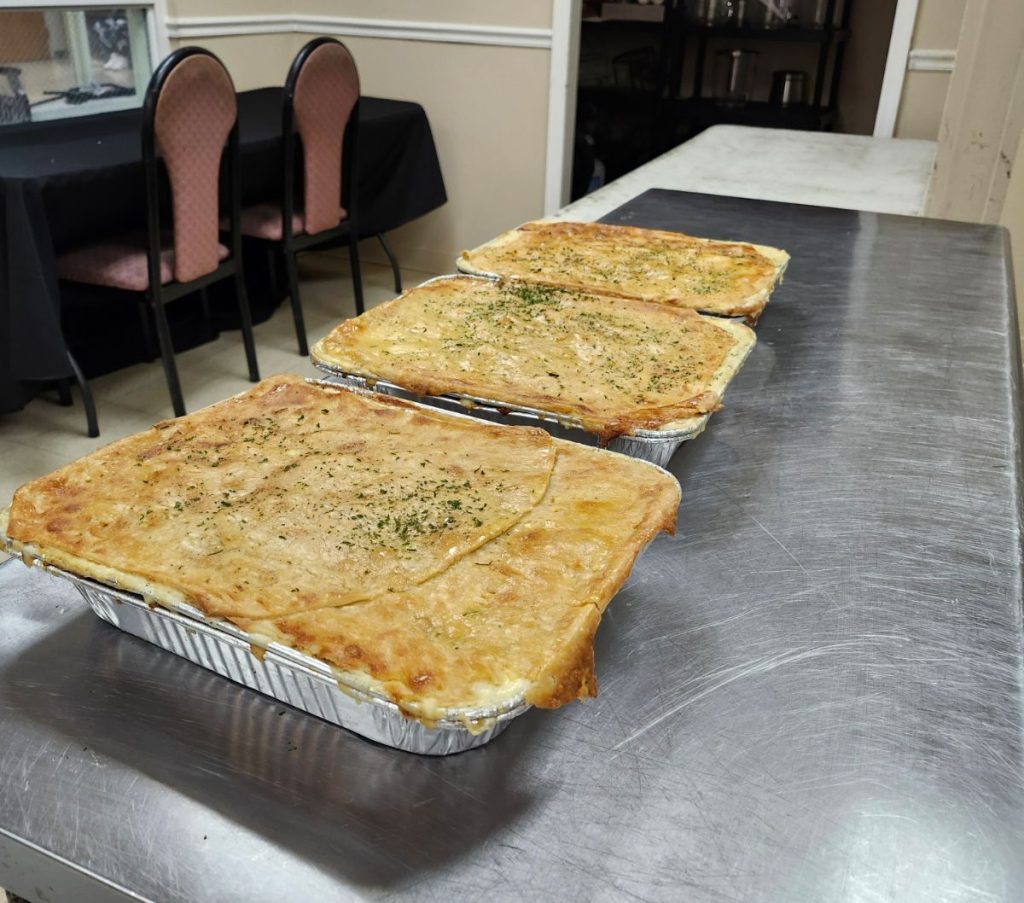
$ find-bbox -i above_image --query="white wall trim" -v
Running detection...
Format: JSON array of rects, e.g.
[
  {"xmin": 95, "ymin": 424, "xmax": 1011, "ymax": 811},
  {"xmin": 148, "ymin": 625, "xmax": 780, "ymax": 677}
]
[
  {"xmin": 165, "ymin": 14, "xmax": 291, "ymax": 38},
  {"xmin": 544, "ymin": 0, "xmax": 581, "ymax": 215},
  {"xmin": 165, "ymin": 14, "xmax": 554, "ymax": 49},
  {"xmin": 907, "ymin": 49, "xmax": 956, "ymax": 72},
  {"xmin": 874, "ymin": 0, "xmax": 920, "ymax": 137}
]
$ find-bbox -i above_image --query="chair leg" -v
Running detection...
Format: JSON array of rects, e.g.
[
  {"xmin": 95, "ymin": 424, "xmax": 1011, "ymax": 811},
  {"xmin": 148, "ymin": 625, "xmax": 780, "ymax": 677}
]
[
  {"xmin": 199, "ymin": 286, "xmax": 211, "ymax": 322},
  {"xmin": 66, "ymin": 350, "xmax": 98, "ymax": 438},
  {"xmin": 349, "ymin": 234, "xmax": 365, "ymax": 316},
  {"xmin": 56, "ymin": 378, "xmax": 72, "ymax": 406},
  {"xmin": 377, "ymin": 232, "xmax": 402, "ymax": 294},
  {"xmin": 137, "ymin": 302, "xmax": 157, "ymax": 361},
  {"xmin": 234, "ymin": 268, "xmax": 260, "ymax": 382},
  {"xmin": 284, "ymin": 249, "xmax": 309, "ymax": 357},
  {"xmin": 150, "ymin": 291, "xmax": 186, "ymax": 417},
  {"xmin": 266, "ymin": 244, "xmax": 280, "ymax": 304}
]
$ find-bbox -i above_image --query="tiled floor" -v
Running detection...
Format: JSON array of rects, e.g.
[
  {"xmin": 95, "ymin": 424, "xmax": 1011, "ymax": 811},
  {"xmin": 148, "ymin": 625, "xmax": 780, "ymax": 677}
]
[{"xmin": 0, "ymin": 250, "xmax": 438, "ymax": 507}]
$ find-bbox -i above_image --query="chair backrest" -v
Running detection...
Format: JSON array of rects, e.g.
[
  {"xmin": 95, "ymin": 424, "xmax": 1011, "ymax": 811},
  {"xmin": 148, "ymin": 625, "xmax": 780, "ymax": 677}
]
[
  {"xmin": 285, "ymin": 38, "xmax": 359, "ymax": 235},
  {"xmin": 144, "ymin": 48, "xmax": 237, "ymax": 284}
]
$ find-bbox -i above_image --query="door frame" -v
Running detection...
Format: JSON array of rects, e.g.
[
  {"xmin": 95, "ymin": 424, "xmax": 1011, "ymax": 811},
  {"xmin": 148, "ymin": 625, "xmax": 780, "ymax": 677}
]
[
  {"xmin": 873, "ymin": 0, "xmax": 920, "ymax": 136},
  {"xmin": 544, "ymin": 0, "xmax": 582, "ymax": 214}
]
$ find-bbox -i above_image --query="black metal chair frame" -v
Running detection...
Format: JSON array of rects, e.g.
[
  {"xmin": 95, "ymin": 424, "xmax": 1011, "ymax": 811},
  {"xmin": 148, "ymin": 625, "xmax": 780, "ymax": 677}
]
[
  {"xmin": 59, "ymin": 47, "xmax": 260, "ymax": 435},
  {"xmin": 376, "ymin": 232, "xmax": 402, "ymax": 295},
  {"xmin": 137, "ymin": 46, "xmax": 259, "ymax": 418},
  {"xmin": 60, "ymin": 351, "xmax": 98, "ymax": 438},
  {"xmin": 274, "ymin": 36, "xmax": 365, "ymax": 357}
]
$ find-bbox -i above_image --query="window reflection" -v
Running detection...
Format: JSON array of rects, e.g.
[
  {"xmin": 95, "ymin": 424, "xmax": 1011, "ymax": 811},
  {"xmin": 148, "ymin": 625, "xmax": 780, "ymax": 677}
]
[{"xmin": 0, "ymin": 7, "xmax": 153, "ymax": 125}]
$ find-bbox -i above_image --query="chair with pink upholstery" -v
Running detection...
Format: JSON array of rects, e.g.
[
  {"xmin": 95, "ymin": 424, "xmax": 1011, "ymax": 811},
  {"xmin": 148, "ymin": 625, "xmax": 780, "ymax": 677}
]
[
  {"xmin": 57, "ymin": 47, "xmax": 260, "ymax": 423},
  {"xmin": 238, "ymin": 37, "xmax": 363, "ymax": 356}
]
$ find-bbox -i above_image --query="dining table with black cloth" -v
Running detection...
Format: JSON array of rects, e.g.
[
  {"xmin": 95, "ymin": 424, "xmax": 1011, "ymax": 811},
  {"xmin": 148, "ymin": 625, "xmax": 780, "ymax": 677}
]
[{"xmin": 0, "ymin": 87, "xmax": 447, "ymax": 416}]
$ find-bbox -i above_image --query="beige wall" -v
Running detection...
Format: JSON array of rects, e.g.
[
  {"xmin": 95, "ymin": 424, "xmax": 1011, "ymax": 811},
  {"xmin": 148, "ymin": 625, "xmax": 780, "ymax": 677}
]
[
  {"xmin": 300, "ymin": 0, "xmax": 554, "ymax": 29},
  {"xmin": 925, "ymin": 0, "xmax": 1024, "ymax": 222},
  {"xmin": 320, "ymin": 35, "xmax": 552, "ymax": 273},
  {"xmin": 165, "ymin": 0, "xmax": 556, "ymax": 274},
  {"xmin": 167, "ymin": 0, "xmax": 293, "ymax": 18},
  {"xmin": 893, "ymin": 0, "xmax": 965, "ymax": 139},
  {"xmin": 895, "ymin": 72, "xmax": 952, "ymax": 139},
  {"xmin": 172, "ymin": 33, "xmax": 303, "ymax": 89}
]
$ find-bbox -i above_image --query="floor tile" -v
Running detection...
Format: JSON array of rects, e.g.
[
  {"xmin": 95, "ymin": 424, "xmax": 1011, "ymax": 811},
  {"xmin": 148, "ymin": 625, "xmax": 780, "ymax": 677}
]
[{"xmin": 0, "ymin": 438, "xmax": 80, "ymax": 509}]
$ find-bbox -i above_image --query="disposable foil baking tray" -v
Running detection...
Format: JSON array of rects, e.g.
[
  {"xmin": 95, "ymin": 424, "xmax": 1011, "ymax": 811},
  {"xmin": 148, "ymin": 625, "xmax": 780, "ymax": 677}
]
[
  {"xmin": 3, "ymin": 384, "xmax": 675, "ymax": 754},
  {"xmin": 312, "ymin": 272, "xmax": 760, "ymax": 467},
  {"xmin": 13, "ymin": 555, "xmax": 528, "ymax": 756},
  {"xmin": 311, "ymin": 365, "xmax": 706, "ymax": 469}
]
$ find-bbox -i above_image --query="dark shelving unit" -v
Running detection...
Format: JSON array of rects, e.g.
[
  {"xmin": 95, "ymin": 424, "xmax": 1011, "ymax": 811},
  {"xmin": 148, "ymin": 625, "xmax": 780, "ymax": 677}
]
[
  {"xmin": 573, "ymin": 0, "xmax": 853, "ymax": 197},
  {"xmin": 669, "ymin": 0, "xmax": 851, "ymax": 113}
]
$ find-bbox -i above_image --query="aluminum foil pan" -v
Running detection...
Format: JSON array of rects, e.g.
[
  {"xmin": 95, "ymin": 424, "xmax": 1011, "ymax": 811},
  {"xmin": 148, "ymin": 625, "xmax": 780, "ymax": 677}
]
[
  {"xmin": 312, "ymin": 366, "xmax": 704, "ymax": 469},
  {"xmin": 310, "ymin": 273, "xmax": 761, "ymax": 468},
  {"xmin": 3, "ymin": 384, "xmax": 675, "ymax": 754},
  {"xmin": 17, "ymin": 557, "xmax": 528, "ymax": 756}
]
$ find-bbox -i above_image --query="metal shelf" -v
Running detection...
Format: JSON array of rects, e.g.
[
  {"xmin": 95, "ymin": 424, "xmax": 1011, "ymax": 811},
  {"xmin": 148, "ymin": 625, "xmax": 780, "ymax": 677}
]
[
  {"xmin": 680, "ymin": 24, "xmax": 850, "ymax": 43},
  {"xmin": 673, "ymin": 97, "xmax": 837, "ymax": 130},
  {"xmin": 572, "ymin": 0, "xmax": 853, "ymax": 195}
]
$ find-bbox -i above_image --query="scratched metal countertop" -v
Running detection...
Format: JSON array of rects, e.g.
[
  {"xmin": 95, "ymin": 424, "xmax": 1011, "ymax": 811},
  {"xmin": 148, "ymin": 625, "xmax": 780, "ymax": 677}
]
[{"xmin": 1, "ymin": 189, "xmax": 1022, "ymax": 903}]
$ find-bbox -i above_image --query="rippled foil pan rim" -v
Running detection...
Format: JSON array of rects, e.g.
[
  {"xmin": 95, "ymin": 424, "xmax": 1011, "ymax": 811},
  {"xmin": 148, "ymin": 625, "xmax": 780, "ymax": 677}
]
[
  {"xmin": 14, "ymin": 555, "xmax": 530, "ymax": 755},
  {"xmin": 310, "ymin": 370, "xmax": 695, "ymax": 470},
  {"xmin": 312, "ymin": 362, "xmax": 702, "ymax": 459},
  {"xmin": 310, "ymin": 359, "xmax": 706, "ymax": 444}
]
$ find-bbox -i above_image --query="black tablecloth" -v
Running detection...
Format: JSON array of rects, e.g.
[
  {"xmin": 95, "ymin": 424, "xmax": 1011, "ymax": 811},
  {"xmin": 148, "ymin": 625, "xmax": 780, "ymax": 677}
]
[{"xmin": 0, "ymin": 88, "xmax": 447, "ymax": 414}]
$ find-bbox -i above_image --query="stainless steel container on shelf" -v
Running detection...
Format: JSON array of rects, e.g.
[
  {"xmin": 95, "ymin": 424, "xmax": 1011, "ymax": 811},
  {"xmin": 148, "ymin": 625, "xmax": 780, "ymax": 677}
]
[
  {"xmin": 715, "ymin": 49, "xmax": 758, "ymax": 106},
  {"xmin": 770, "ymin": 69, "xmax": 807, "ymax": 107},
  {"xmin": 803, "ymin": 0, "xmax": 832, "ymax": 27}
]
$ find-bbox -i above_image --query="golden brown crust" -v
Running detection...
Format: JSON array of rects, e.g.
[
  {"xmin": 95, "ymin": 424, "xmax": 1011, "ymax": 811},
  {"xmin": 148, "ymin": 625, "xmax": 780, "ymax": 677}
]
[
  {"xmin": 456, "ymin": 220, "xmax": 789, "ymax": 323},
  {"xmin": 6, "ymin": 375, "xmax": 556, "ymax": 619},
  {"xmin": 3, "ymin": 377, "xmax": 680, "ymax": 720},
  {"xmin": 312, "ymin": 276, "xmax": 755, "ymax": 440},
  {"xmin": 526, "ymin": 605, "xmax": 600, "ymax": 709},
  {"xmin": 237, "ymin": 442, "xmax": 680, "ymax": 717}
]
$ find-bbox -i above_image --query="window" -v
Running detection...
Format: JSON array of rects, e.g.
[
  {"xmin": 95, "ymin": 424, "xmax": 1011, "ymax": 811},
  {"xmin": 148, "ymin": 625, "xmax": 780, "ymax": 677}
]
[{"xmin": 0, "ymin": 4, "xmax": 164, "ymax": 125}]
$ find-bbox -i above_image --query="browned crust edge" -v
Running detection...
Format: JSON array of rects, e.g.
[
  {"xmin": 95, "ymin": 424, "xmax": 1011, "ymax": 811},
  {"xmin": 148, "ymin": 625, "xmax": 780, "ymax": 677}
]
[
  {"xmin": 457, "ymin": 219, "xmax": 786, "ymax": 321},
  {"xmin": 313, "ymin": 283, "xmax": 746, "ymax": 440},
  {"xmin": 525, "ymin": 475, "xmax": 679, "ymax": 709}
]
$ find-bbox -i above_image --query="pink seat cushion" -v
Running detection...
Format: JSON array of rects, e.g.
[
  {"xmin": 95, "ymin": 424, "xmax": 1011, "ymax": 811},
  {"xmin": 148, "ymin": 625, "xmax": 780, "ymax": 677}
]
[
  {"xmin": 235, "ymin": 203, "xmax": 348, "ymax": 241},
  {"xmin": 58, "ymin": 234, "xmax": 230, "ymax": 292}
]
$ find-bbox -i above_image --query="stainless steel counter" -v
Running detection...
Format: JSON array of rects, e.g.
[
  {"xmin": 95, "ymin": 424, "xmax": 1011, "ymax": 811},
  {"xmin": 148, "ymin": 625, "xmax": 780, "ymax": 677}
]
[{"xmin": 2, "ymin": 189, "xmax": 1022, "ymax": 903}]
